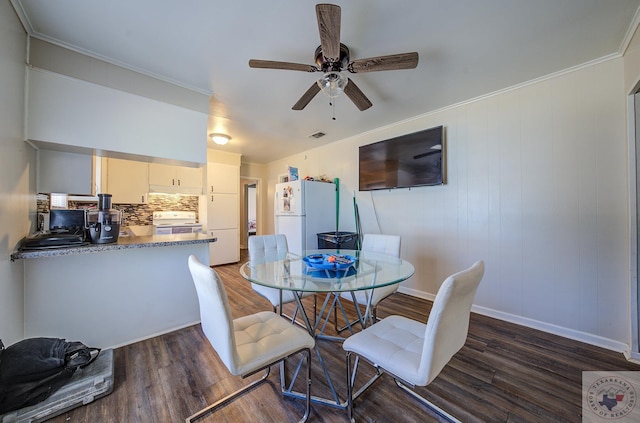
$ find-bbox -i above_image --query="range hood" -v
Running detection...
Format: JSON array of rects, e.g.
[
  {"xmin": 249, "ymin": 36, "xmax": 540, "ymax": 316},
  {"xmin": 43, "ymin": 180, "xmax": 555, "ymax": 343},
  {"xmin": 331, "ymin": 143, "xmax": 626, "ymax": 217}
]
[{"xmin": 148, "ymin": 185, "xmax": 202, "ymax": 195}]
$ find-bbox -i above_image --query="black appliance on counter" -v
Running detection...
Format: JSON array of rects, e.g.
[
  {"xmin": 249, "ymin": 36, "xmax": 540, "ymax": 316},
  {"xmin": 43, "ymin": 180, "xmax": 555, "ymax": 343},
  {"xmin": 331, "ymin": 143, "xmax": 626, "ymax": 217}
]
[
  {"xmin": 87, "ymin": 194, "xmax": 121, "ymax": 244},
  {"xmin": 22, "ymin": 209, "xmax": 87, "ymax": 249}
]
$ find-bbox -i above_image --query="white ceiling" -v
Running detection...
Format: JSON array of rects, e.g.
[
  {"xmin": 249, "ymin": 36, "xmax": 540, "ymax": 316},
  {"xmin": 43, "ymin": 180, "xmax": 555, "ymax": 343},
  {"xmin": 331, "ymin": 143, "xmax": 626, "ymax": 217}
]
[{"xmin": 11, "ymin": 0, "xmax": 640, "ymax": 164}]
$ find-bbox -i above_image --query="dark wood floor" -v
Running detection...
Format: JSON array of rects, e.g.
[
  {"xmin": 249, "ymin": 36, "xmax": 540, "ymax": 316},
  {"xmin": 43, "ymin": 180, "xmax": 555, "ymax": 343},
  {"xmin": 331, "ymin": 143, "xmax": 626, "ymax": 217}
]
[{"xmin": 48, "ymin": 251, "xmax": 640, "ymax": 422}]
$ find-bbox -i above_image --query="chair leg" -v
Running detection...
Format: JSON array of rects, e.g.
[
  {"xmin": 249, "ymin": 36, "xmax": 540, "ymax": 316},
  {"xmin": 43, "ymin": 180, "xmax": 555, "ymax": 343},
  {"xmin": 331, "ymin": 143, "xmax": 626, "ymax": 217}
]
[
  {"xmin": 280, "ymin": 349, "xmax": 312, "ymax": 423},
  {"xmin": 346, "ymin": 351, "xmax": 355, "ymax": 422},
  {"xmin": 300, "ymin": 348, "xmax": 312, "ymax": 423},
  {"xmin": 187, "ymin": 347, "xmax": 313, "ymax": 423},
  {"xmin": 185, "ymin": 367, "xmax": 271, "ymax": 423},
  {"xmin": 345, "ymin": 354, "xmax": 383, "ymax": 411},
  {"xmin": 393, "ymin": 379, "xmax": 462, "ymax": 423},
  {"xmin": 345, "ymin": 354, "xmax": 459, "ymax": 422}
]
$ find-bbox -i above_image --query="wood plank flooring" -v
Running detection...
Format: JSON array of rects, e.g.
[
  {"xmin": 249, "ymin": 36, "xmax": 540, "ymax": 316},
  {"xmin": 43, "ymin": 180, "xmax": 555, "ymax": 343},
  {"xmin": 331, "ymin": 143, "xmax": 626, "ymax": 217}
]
[{"xmin": 47, "ymin": 251, "xmax": 640, "ymax": 422}]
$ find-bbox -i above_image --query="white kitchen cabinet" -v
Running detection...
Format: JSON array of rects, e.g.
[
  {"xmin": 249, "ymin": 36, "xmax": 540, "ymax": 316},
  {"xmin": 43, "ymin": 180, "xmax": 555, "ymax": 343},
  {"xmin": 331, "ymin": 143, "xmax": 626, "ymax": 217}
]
[
  {"xmin": 149, "ymin": 163, "xmax": 203, "ymax": 194},
  {"xmin": 38, "ymin": 150, "xmax": 94, "ymax": 195},
  {"xmin": 207, "ymin": 162, "xmax": 239, "ymax": 194},
  {"xmin": 102, "ymin": 158, "xmax": 149, "ymax": 204},
  {"xmin": 208, "ymin": 193, "xmax": 239, "ymax": 230},
  {"xmin": 208, "ymin": 229, "xmax": 239, "ymax": 266},
  {"xmin": 206, "ymin": 161, "xmax": 240, "ymax": 265}
]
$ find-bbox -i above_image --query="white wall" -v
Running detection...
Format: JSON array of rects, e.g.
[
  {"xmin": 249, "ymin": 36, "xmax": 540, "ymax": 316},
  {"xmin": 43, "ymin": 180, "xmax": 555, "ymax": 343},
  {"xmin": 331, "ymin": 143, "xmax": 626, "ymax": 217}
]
[
  {"xmin": 29, "ymin": 38, "xmax": 210, "ymax": 114},
  {"xmin": 27, "ymin": 68, "xmax": 208, "ymax": 165},
  {"xmin": 0, "ymin": 2, "xmax": 36, "ymax": 346},
  {"xmin": 625, "ymin": 23, "xmax": 640, "ymax": 94},
  {"xmin": 266, "ymin": 58, "xmax": 630, "ymax": 352}
]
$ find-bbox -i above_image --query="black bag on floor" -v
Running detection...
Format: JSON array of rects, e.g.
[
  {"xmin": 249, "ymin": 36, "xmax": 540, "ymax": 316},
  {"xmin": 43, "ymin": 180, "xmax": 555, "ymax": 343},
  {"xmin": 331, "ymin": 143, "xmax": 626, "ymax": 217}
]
[{"xmin": 0, "ymin": 337, "xmax": 100, "ymax": 414}]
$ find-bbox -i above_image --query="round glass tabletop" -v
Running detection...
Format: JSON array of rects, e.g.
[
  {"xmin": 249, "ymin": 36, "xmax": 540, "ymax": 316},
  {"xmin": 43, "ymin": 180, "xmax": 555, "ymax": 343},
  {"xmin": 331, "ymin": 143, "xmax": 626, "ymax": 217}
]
[{"xmin": 239, "ymin": 249, "xmax": 415, "ymax": 293}]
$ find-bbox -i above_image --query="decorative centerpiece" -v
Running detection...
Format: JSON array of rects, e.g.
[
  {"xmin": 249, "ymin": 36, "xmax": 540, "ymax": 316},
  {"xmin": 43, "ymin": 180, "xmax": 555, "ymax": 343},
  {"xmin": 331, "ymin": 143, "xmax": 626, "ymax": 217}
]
[{"xmin": 303, "ymin": 253, "xmax": 356, "ymax": 277}]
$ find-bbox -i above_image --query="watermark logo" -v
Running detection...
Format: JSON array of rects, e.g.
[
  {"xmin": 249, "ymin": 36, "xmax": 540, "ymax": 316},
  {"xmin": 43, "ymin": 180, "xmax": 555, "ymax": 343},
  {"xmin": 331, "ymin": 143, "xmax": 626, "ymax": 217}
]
[{"xmin": 583, "ymin": 372, "xmax": 640, "ymax": 422}]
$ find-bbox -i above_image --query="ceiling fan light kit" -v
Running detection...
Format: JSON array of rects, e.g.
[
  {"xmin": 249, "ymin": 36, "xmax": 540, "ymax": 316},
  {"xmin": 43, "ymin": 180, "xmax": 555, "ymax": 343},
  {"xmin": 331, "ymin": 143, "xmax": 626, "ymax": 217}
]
[
  {"xmin": 317, "ymin": 71, "xmax": 348, "ymax": 98},
  {"xmin": 249, "ymin": 3, "xmax": 419, "ymax": 114}
]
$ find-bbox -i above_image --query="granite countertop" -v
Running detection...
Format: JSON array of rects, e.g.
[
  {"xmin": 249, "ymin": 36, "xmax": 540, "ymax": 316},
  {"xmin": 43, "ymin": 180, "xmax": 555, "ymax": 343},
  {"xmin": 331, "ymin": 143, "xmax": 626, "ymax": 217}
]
[{"xmin": 11, "ymin": 233, "xmax": 217, "ymax": 260}]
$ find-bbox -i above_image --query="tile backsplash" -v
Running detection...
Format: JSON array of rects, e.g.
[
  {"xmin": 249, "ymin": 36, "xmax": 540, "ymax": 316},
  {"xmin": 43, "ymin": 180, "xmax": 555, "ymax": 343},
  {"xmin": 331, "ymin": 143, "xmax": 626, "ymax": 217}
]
[{"xmin": 38, "ymin": 194, "xmax": 200, "ymax": 226}]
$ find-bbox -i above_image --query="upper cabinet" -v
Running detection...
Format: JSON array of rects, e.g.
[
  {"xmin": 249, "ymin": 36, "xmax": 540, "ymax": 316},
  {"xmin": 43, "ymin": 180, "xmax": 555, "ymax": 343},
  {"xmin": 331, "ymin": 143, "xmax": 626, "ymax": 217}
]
[
  {"xmin": 148, "ymin": 163, "xmax": 203, "ymax": 194},
  {"xmin": 207, "ymin": 162, "xmax": 239, "ymax": 194},
  {"xmin": 38, "ymin": 150, "xmax": 94, "ymax": 195},
  {"xmin": 102, "ymin": 158, "xmax": 149, "ymax": 204}
]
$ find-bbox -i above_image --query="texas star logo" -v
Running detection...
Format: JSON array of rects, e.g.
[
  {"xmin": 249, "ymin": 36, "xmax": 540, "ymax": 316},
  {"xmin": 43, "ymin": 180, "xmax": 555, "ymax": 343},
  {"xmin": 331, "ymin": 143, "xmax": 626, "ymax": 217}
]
[{"xmin": 587, "ymin": 376, "xmax": 637, "ymax": 419}]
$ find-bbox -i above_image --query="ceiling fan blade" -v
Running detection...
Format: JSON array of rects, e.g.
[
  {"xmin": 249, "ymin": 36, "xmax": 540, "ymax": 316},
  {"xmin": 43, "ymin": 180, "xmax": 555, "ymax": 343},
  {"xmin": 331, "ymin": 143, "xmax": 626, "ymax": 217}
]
[
  {"xmin": 249, "ymin": 59, "xmax": 318, "ymax": 72},
  {"xmin": 292, "ymin": 83, "xmax": 321, "ymax": 110},
  {"xmin": 316, "ymin": 4, "xmax": 341, "ymax": 61},
  {"xmin": 344, "ymin": 78, "xmax": 372, "ymax": 111},
  {"xmin": 349, "ymin": 52, "xmax": 419, "ymax": 73}
]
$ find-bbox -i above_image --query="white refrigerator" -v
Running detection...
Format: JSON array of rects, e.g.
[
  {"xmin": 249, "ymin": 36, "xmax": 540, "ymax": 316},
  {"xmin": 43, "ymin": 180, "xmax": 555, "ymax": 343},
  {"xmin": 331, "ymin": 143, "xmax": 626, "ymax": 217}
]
[{"xmin": 275, "ymin": 180, "xmax": 336, "ymax": 255}]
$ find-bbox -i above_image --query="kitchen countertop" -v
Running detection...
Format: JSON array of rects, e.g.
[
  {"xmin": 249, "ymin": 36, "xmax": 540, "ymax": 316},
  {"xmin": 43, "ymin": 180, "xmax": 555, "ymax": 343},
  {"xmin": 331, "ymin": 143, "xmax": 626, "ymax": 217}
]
[{"xmin": 11, "ymin": 232, "xmax": 217, "ymax": 260}]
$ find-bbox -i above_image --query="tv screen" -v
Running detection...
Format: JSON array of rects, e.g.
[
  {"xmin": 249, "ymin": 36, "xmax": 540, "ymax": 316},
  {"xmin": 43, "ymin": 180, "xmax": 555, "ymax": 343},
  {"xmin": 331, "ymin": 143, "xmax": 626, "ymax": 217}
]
[{"xmin": 359, "ymin": 125, "xmax": 445, "ymax": 191}]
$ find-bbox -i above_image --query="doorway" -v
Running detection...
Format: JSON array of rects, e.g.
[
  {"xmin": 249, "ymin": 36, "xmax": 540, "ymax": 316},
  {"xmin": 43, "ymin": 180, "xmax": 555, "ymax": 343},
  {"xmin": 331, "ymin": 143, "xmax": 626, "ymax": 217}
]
[{"xmin": 241, "ymin": 177, "xmax": 260, "ymax": 249}]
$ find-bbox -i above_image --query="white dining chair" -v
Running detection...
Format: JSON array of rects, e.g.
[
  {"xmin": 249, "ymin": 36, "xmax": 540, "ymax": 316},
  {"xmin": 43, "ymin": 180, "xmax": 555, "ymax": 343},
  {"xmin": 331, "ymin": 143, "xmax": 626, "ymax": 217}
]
[
  {"xmin": 343, "ymin": 260, "xmax": 485, "ymax": 422},
  {"xmin": 336, "ymin": 234, "xmax": 401, "ymax": 331},
  {"xmin": 249, "ymin": 234, "xmax": 316, "ymax": 322},
  {"xmin": 186, "ymin": 255, "xmax": 315, "ymax": 423}
]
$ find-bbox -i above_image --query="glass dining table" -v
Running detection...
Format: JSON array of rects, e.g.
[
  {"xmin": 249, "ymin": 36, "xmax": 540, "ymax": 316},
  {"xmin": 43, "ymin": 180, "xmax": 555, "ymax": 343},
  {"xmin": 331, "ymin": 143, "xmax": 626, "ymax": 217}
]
[{"xmin": 239, "ymin": 249, "xmax": 415, "ymax": 409}]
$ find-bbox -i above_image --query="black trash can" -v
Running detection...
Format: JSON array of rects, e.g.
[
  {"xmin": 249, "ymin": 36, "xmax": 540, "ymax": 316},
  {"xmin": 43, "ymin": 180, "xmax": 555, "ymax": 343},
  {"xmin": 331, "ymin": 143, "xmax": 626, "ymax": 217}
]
[{"xmin": 317, "ymin": 231, "xmax": 358, "ymax": 250}]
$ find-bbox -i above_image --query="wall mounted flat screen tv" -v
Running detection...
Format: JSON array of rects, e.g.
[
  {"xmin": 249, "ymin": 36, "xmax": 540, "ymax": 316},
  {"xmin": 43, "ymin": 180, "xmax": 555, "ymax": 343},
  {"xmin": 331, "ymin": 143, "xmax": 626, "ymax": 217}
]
[{"xmin": 359, "ymin": 125, "xmax": 445, "ymax": 191}]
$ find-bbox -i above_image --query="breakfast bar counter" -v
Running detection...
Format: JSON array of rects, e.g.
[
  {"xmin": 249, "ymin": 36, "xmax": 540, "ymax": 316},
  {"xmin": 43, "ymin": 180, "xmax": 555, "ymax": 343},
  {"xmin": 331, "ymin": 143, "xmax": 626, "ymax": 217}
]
[
  {"xmin": 19, "ymin": 233, "xmax": 217, "ymax": 349},
  {"xmin": 11, "ymin": 233, "xmax": 216, "ymax": 260}
]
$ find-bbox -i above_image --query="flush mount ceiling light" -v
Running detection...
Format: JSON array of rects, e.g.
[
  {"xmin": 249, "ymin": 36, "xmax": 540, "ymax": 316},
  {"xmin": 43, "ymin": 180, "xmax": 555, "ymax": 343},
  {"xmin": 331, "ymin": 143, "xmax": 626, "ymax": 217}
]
[{"xmin": 209, "ymin": 133, "xmax": 231, "ymax": 145}]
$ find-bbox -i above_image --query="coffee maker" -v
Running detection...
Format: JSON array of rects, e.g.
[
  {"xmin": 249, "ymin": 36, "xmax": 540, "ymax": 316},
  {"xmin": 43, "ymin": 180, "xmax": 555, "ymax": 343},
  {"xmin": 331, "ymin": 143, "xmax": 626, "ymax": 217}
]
[{"xmin": 87, "ymin": 194, "xmax": 121, "ymax": 244}]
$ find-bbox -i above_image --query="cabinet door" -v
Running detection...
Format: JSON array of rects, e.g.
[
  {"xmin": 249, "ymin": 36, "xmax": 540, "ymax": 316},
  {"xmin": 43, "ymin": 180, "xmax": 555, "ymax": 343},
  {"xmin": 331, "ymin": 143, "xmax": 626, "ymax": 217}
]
[
  {"xmin": 149, "ymin": 163, "xmax": 202, "ymax": 193},
  {"xmin": 105, "ymin": 158, "xmax": 149, "ymax": 204},
  {"xmin": 207, "ymin": 193, "xmax": 239, "ymax": 229},
  {"xmin": 38, "ymin": 150, "xmax": 94, "ymax": 195},
  {"xmin": 207, "ymin": 163, "xmax": 239, "ymax": 194},
  {"xmin": 176, "ymin": 166, "xmax": 202, "ymax": 188},
  {"xmin": 148, "ymin": 163, "xmax": 175, "ymax": 186},
  {"xmin": 209, "ymin": 229, "xmax": 239, "ymax": 265}
]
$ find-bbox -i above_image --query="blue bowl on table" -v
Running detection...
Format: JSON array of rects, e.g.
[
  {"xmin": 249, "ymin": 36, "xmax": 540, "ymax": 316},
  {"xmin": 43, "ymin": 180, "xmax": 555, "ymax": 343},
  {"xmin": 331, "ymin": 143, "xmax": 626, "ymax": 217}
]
[{"xmin": 303, "ymin": 254, "xmax": 356, "ymax": 277}]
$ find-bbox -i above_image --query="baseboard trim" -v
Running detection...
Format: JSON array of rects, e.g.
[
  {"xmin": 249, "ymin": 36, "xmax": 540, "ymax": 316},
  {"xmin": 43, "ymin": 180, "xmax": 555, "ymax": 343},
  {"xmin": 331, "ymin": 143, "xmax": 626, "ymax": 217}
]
[
  {"xmin": 397, "ymin": 286, "xmax": 629, "ymax": 354},
  {"xmin": 106, "ymin": 320, "xmax": 200, "ymax": 350}
]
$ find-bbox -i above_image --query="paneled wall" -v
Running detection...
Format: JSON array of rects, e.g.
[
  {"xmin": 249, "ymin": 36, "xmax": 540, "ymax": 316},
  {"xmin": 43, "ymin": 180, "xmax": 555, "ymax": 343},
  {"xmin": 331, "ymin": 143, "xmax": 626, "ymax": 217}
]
[
  {"xmin": 0, "ymin": 3, "xmax": 34, "ymax": 346},
  {"xmin": 266, "ymin": 58, "xmax": 630, "ymax": 351}
]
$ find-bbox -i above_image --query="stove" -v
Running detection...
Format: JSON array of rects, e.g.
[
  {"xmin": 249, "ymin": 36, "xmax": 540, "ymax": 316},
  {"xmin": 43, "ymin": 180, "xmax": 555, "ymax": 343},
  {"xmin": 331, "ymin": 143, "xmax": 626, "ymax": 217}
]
[{"xmin": 152, "ymin": 211, "xmax": 203, "ymax": 235}]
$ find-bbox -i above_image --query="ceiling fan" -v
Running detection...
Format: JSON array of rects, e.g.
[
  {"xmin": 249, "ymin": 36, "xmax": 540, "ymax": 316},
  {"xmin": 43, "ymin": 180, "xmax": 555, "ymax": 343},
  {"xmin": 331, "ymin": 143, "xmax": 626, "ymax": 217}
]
[{"xmin": 249, "ymin": 3, "xmax": 419, "ymax": 112}]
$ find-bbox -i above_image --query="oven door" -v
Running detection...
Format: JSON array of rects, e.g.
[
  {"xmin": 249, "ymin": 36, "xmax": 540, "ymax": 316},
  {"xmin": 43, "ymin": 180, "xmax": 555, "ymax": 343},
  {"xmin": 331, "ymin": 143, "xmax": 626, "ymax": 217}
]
[{"xmin": 154, "ymin": 225, "xmax": 203, "ymax": 235}]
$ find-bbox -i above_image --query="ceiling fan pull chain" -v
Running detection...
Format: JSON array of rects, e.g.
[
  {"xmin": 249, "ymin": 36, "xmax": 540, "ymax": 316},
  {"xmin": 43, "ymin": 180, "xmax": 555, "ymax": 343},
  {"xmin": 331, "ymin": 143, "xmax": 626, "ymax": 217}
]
[{"xmin": 332, "ymin": 99, "xmax": 336, "ymax": 120}]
